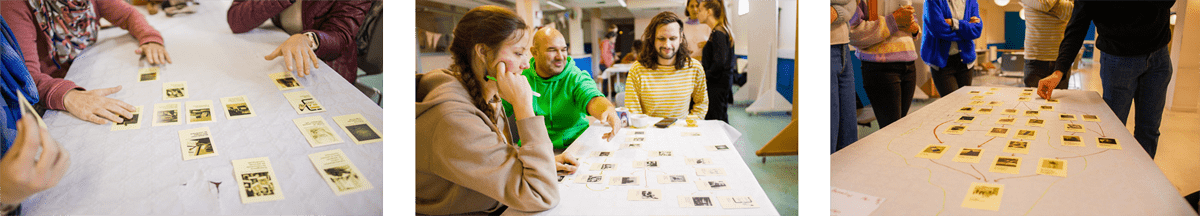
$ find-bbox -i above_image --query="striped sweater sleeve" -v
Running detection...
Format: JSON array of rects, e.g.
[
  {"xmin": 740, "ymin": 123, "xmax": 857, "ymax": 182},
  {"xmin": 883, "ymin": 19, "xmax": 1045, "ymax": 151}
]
[
  {"xmin": 689, "ymin": 60, "xmax": 708, "ymax": 118},
  {"xmin": 624, "ymin": 63, "xmax": 644, "ymax": 115}
]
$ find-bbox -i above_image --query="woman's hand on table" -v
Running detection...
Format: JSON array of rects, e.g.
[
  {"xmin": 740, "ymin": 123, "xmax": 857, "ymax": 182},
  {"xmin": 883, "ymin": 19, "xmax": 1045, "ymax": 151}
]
[
  {"xmin": 554, "ymin": 154, "xmax": 578, "ymax": 175},
  {"xmin": 265, "ymin": 34, "xmax": 321, "ymax": 78},
  {"xmin": 62, "ymin": 87, "xmax": 136, "ymax": 125},
  {"xmin": 135, "ymin": 42, "xmax": 172, "ymax": 65},
  {"xmin": 0, "ymin": 114, "xmax": 70, "ymax": 205}
]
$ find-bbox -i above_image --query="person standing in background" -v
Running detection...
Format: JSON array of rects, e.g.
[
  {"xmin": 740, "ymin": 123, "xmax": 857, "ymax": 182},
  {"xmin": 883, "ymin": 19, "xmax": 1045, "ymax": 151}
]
[
  {"xmin": 696, "ymin": 0, "xmax": 735, "ymax": 123},
  {"xmin": 1022, "ymin": 0, "xmax": 1073, "ymax": 89},
  {"xmin": 831, "ymin": 0, "xmax": 857, "ymax": 153},
  {"xmin": 599, "ymin": 24, "xmax": 617, "ymax": 72},
  {"xmin": 848, "ymin": 0, "xmax": 921, "ymax": 129},
  {"xmin": 920, "ymin": 0, "xmax": 982, "ymax": 96}
]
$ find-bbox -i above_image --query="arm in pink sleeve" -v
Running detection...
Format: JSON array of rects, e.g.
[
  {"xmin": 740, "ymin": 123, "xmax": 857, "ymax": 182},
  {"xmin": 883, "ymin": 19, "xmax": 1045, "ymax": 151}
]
[
  {"xmin": 308, "ymin": 1, "xmax": 370, "ymax": 60},
  {"xmin": 1, "ymin": 1, "xmax": 83, "ymax": 110},
  {"xmin": 94, "ymin": 0, "xmax": 163, "ymax": 46},
  {"xmin": 226, "ymin": 0, "xmax": 291, "ymax": 34}
]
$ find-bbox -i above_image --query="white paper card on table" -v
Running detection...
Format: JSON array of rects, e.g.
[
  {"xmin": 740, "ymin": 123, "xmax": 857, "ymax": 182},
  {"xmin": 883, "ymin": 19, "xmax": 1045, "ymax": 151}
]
[
  {"xmin": 632, "ymin": 160, "xmax": 659, "ymax": 168},
  {"xmin": 952, "ymin": 148, "xmax": 983, "ymax": 163},
  {"xmin": 590, "ymin": 151, "xmax": 613, "ymax": 157},
  {"xmin": 1061, "ymin": 135, "xmax": 1084, "ymax": 146},
  {"xmin": 111, "ymin": 106, "xmax": 144, "ymax": 131},
  {"xmin": 1036, "ymin": 158, "xmax": 1068, "ymax": 177},
  {"xmin": 590, "ymin": 163, "xmax": 618, "ymax": 171},
  {"xmin": 717, "ymin": 196, "xmax": 760, "ymax": 209},
  {"xmin": 961, "ymin": 182, "xmax": 1004, "ymax": 211},
  {"xmin": 1097, "ymin": 137, "xmax": 1122, "ymax": 149},
  {"xmin": 608, "ymin": 176, "xmax": 640, "ymax": 186},
  {"xmin": 706, "ymin": 144, "xmax": 731, "ymax": 151},
  {"xmin": 220, "ymin": 95, "xmax": 257, "ymax": 120},
  {"xmin": 627, "ymin": 189, "xmax": 662, "ymax": 201},
  {"xmin": 138, "ymin": 67, "xmax": 158, "ymax": 82},
  {"xmin": 1082, "ymin": 114, "xmax": 1100, "ymax": 122},
  {"xmin": 308, "ymin": 149, "xmax": 373, "ymax": 196},
  {"xmin": 648, "ymin": 150, "xmax": 672, "ymax": 157},
  {"xmin": 178, "ymin": 127, "xmax": 218, "ymax": 160},
  {"xmin": 696, "ymin": 167, "xmax": 726, "ymax": 176},
  {"xmin": 162, "ymin": 81, "xmax": 189, "ymax": 100},
  {"xmin": 686, "ymin": 158, "xmax": 713, "ymax": 165},
  {"xmin": 185, "ymin": 100, "xmax": 215, "ymax": 124},
  {"xmin": 678, "ymin": 196, "xmax": 717, "ymax": 208},
  {"xmin": 626, "ymin": 137, "xmax": 646, "ymax": 142},
  {"xmin": 269, "ymin": 72, "xmax": 303, "ymax": 90},
  {"xmin": 153, "ymin": 102, "xmax": 183, "ymax": 127},
  {"xmin": 623, "ymin": 142, "xmax": 643, "ymax": 149},
  {"xmin": 332, "ymin": 113, "xmax": 382, "ymax": 145},
  {"xmin": 293, "ymin": 116, "xmax": 344, "ymax": 147},
  {"xmin": 283, "ymin": 90, "xmax": 326, "ymax": 114},
  {"xmin": 830, "ymin": 187, "xmax": 886, "ymax": 216},
  {"xmin": 1065, "ymin": 123, "xmax": 1086, "ymax": 133},
  {"xmin": 232, "ymin": 157, "xmax": 284, "ymax": 204},
  {"xmin": 574, "ymin": 174, "xmax": 605, "ymax": 184},
  {"xmin": 695, "ymin": 180, "xmax": 730, "ymax": 190},
  {"xmin": 657, "ymin": 174, "xmax": 688, "ymax": 184}
]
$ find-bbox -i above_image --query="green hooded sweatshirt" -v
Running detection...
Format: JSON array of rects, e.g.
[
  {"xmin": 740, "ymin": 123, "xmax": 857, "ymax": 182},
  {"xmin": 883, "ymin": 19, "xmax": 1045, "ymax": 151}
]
[{"xmin": 503, "ymin": 57, "xmax": 605, "ymax": 149}]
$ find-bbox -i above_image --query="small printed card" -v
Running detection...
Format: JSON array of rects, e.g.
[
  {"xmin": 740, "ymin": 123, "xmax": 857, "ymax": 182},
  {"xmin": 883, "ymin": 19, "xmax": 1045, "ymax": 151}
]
[
  {"xmin": 986, "ymin": 127, "xmax": 1009, "ymax": 137},
  {"xmin": 1036, "ymin": 158, "xmax": 1067, "ymax": 177},
  {"xmin": 1097, "ymin": 138, "xmax": 1122, "ymax": 149},
  {"xmin": 649, "ymin": 150, "xmax": 673, "ymax": 157},
  {"xmin": 283, "ymin": 90, "xmax": 326, "ymax": 114},
  {"xmin": 996, "ymin": 117, "xmax": 1015, "ymax": 125},
  {"xmin": 608, "ymin": 176, "xmax": 641, "ymax": 186},
  {"xmin": 626, "ymin": 137, "xmax": 646, "ymax": 142},
  {"xmin": 989, "ymin": 156, "xmax": 1022, "ymax": 174},
  {"xmin": 185, "ymin": 100, "xmax": 215, "ymax": 124},
  {"xmin": 1026, "ymin": 119, "xmax": 1045, "ymax": 127},
  {"xmin": 955, "ymin": 116, "xmax": 976, "ymax": 124},
  {"xmin": 308, "ymin": 149, "xmax": 373, "ymax": 195},
  {"xmin": 707, "ymin": 144, "xmax": 731, "ymax": 151},
  {"xmin": 575, "ymin": 174, "xmax": 605, "ymax": 184},
  {"xmin": 628, "ymin": 189, "xmax": 662, "ymax": 201},
  {"xmin": 332, "ymin": 114, "xmax": 382, "ymax": 145},
  {"xmin": 952, "ymin": 148, "xmax": 984, "ymax": 163},
  {"xmin": 696, "ymin": 167, "xmax": 726, "ymax": 176},
  {"xmin": 1003, "ymin": 140, "xmax": 1030, "ymax": 154},
  {"xmin": 232, "ymin": 157, "xmax": 284, "ymax": 204},
  {"xmin": 961, "ymin": 182, "xmax": 1004, "ymax": 211},
  {"xmin": 988, "ymin": 101, "xmax": 1003, "ymax": 106},
  {"xmin": 971, "ymin": 96, "xmax": 985, "ymax": 100},
  {"xmin": 968, "ymin": 101, "xmax": 984, "ymax": 105},
  {"xmin": 945, "ymin": 125, "xmax": 967, "ymax": 135},
  {"xmin": 628, "ymin": 129, "xmax": 646, "ymax": 137},
  {"xmin": 957, "ymin": 107, "xmax": 974, "ymax": 113},
  {"xmin": 915, "ymin": 144, "xmax": 949, "ymax": 159},
  {"xmin": 138, "ymin": 67, "xmax": 159, "ymax": 82},
  {"xmin": 1002, "ymin": 109, "xmax": 1019, "ymax": 115},
  {"xmin": 657, "ymin": 174, "xmax": 689, "ymax": 184},
  {"xmin": 293, "ymin": 116, "xmax": 344, "ymax": 147},
  {"xmin": 269, "ymin": 72, "xmax": 303, "ymax": 90},
  {"xmin": 1039, "ymin": 105, "xmax": 1054, "ymax": 111},
  {"xmin": 1082, "ymin": 114, "xmax": 1100, "ymax": 122},
  {"xmin": 1065, "ymin": 123, "xmax": 1086, "ymax": 133},
  {"xmin": 718, "ymin": 196, "xmax": 760, "ymax": 209},
  {"xmin": 591, "ymin": 151, "xmax": 613, "ymax": 157},
  {"xmin": 153, "ymin": 102, "xmax": 183, "ymax": 127},
  {"xmin": 591, "ymin": 163, "xmax": 618, "ymax": 171},
  {"xmin": 678, "ymin": 196, "xmax": 718, "ymax": 208},
  {"xmin": 1014, "ymin": 129, "xmax": 1037, "ymax": 140},
  {"xmin": 178, "ymin": 127, "xmax": 218, "ymax": 160},
  {"xmin": 681, "ymin": 132, "xmax": 701, "ymax": 137},
  {"xmin": 686, "ymin": 158, "xmax": 713, "ymax": 165},
  {"xmin": 623, "ymin": 142, "xmax": 644, "ymax": 149},
  {"xmin": 220, "ymin": 96, "xmax": 257, "ymax": 119},
  {"xmin": 969, "ymin": 91, "xmax": 981, "ymax": 94},
  {"xmin": 632, "ymin": 160, "xmax": 660, "ymax": 168},
  {"xmin": 1019, "ymin": 92, "xmax": 1033, "ymax": 96},
  {"xmin": 111, "ymin": 106, "xmax": 144, "ymax": 131},
  {"xmin": 1061, "ymin": 135, "xmax": 1084, "ymax": 146},
  {"xmin": 1018, "ymin": 97, "xmax": 1033, "ymax": 102},
  {"xmin": 162, "ymin": 81, "xmax": 189, "ymax": 100},
  {"xmin": 975, "ymin": 108, "xmax": 994, "ymax": 115},
  {"xmin": 1024, "ymin": 110, "xmax": 1040, "ymax": 117},
  {"xmin": 1046, "ymin": 99, "xmax": 1060, "ymax": 103},
  {"xmin": 1059, "ymin": 114, "xmax": 1076, "ymax": 121},
  {"xmin": 696, "ymin": 180, "xmax": 730, "ymax": 190}
]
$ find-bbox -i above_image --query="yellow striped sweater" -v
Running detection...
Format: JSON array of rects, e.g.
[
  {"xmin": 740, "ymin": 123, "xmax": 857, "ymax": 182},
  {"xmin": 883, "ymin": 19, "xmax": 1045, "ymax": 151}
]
[{"xmin": 624, "ymin": 58, "xmax": 708, "ymax": 119}]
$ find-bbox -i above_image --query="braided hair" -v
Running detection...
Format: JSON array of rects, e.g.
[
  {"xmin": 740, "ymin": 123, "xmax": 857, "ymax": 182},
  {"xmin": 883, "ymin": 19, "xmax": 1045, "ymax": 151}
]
[{"xmin": 447, "ymin": 5, "xmax": 527, "ymax": 124}]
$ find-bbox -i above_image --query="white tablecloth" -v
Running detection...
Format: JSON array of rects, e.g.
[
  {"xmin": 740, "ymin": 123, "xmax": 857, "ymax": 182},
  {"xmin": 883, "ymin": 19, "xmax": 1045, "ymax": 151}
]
[
  {"xmin": 22, "ymin": 1, "xmax": 382, "ymax": 214},
  {"xmin": 831, "ymin": 86, "xmax": 1194, "ymax": 215},
  {"xmin": 504, "ymin": 120, "xmax": 779, "ymax": 215}
]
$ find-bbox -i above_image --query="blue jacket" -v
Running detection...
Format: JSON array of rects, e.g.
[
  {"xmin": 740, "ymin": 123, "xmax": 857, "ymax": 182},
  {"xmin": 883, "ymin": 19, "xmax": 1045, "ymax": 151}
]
[{"xmin": 920, "ymin": 0, "xmax": 983, "ymax": 68}]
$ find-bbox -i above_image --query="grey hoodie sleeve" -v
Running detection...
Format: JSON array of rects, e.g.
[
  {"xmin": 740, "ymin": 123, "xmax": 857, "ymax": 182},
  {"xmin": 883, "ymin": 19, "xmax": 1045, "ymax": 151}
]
[{"xmin": 832, "ymin": 0, "xmax": 857, "ymax": 25}]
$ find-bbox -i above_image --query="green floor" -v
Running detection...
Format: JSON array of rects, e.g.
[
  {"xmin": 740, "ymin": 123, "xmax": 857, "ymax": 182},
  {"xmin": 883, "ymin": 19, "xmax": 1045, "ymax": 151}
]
[
  {"xmin": 726, "ymin": 103, "xmax": 797, "ymax": 216},
  {"xmin": 357, "ymin": 70, "xmax": 383, "ymax": 105}
]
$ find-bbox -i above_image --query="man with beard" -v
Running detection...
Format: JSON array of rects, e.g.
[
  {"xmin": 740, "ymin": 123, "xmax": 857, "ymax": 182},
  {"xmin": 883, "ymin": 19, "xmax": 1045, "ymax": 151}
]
[
  {"xmin": 624, "ymin": 12, "xmax": 708, "ymax": 119},
  {"xmin": 502, "ymin": 27, "xmax": 621, "ymax": 149}
]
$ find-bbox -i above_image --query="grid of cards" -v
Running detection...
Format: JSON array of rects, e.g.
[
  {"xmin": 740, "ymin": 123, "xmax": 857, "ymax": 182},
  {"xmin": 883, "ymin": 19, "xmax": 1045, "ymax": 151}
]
[
  {"xmin": 563, "ymin": 128, "xmax": 760, "ymax": 209},
  {"xmin": 928, "ymin": 88, "xmax": 1122, "ymax": 211},
  {"xmin": 114, "ymin": 68, "xmax": 383, "ymax": 204}
]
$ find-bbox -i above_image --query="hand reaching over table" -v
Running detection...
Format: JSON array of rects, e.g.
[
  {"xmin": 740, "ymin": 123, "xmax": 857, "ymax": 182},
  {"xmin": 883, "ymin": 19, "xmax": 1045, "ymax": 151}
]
[
  {"xmin": 265, "ymin": 33, "xmax": 321, "ymax": 78},
  {"xmin": 135, "ymin": 42, "xmax": 172, "ymax": 65},
  {"xmin": 62, "ymin": 86, "xmax": 136, "ymax": 125}
]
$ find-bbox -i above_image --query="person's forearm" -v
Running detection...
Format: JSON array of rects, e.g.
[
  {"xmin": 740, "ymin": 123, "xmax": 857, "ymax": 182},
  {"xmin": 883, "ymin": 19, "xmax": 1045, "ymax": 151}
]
[{"xmin": 586, "ymin": 96, "xmax": 614, "ymax": 118}]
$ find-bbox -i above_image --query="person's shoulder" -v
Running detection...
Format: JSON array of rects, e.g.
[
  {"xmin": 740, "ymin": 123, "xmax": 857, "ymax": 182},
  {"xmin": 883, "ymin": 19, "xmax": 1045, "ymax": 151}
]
[{"xmin": 686, "ymin": 58, "xmax": 704, "ymax": 69}]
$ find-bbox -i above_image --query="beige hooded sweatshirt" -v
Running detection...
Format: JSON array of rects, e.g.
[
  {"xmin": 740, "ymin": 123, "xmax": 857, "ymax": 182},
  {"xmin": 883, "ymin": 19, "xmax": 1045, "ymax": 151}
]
[{"xmin": 415, "ymin": 69, "xmax": 559, "ymax": 214}]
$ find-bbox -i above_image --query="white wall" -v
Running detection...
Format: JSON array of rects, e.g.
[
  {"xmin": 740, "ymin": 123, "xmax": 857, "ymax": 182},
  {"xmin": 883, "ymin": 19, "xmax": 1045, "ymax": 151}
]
[
  {"xmin": 1168, "ymin": 0, "xmax": 1200, "ymax": 112},
  {"xmin": 778, "ymin": 0, "xmax": 797, "ymax": 56},
  {"xmin": 734, "ymin": 0, "xmax": 779, "ymax": 102}
]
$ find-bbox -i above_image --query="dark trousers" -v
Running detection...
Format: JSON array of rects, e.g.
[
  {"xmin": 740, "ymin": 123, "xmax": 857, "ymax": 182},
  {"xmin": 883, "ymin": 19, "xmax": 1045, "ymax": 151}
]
[
  {"xmin": 1023, "ymin": 60, "xmax": 1069, "ymax": 89},
  {"xmin": 861, "ymin": 61, "xmax": 916, "ymax": 128},
  {"xmin": 1098, "ymin": 46, "xmax": 1172, "ymax": 158},
  {"xmin": 705, "ymin": 88, "xmax": 731, "ymax": 122},
  {"xmin": 930, "ymin": 54, "xmax": 973, "ymax": 96}
]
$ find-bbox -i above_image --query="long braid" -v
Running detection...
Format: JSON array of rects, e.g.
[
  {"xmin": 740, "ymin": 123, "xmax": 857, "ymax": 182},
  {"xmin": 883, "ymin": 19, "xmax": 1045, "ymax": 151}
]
[
  {"xmin": 447, "ymin": 5, "xmax": 526, "ymax": 125},
  {"xmin": 449, "ymin": 64, "xmax": 497, "ymax": 125}
]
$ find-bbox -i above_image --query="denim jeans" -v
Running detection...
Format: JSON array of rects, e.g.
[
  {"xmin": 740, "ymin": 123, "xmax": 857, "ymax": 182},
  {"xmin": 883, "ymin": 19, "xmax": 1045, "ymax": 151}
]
[
  {"xmin": 930, "ymin": 54, "xmax": 972, "ymax": 96},
  {"xmin": 861, "ymin": 61, "xmax": 916, "ymax": 129},
  {"xmin": 831, "ymin": 44, "xmax": 858, "ymax": 154},
  {"xmin": 1098, "ymin": 45, "xmax": 1171, "ymax": 159},
  {"xmin": 1024, "ymin": 60, "xmax": 1069, "ymax": 89}
]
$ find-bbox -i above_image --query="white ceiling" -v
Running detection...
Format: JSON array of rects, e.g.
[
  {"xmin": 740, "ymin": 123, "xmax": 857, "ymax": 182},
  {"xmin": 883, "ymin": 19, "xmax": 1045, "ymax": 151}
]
[{"xmin": 422, "ymin": 0, "xmax": 699, "ymax": 19}]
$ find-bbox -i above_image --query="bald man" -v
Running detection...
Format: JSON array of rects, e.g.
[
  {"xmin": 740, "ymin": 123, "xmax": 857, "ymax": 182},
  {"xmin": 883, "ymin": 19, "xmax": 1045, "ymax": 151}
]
[{"xmin": 503, "ymin": 27, "xmax": 621, "ymax": 149}]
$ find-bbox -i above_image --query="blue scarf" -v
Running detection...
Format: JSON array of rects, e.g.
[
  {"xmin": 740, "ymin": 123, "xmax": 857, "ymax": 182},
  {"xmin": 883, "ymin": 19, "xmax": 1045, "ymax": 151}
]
[{"xmin": 0, "ymin": 15, "xmax": 42, "ymax": 159}]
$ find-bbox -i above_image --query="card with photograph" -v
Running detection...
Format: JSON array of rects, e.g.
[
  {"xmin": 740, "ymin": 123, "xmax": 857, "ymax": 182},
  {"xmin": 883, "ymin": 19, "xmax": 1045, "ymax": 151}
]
[
  {"xmin": 1059, "ymin": 114, "xmax": 1076, "ymax": 121},
  {"xmin": 696, "ymin": 167, "xmax": 726, "ymax": 176},
  {"xmin": 1061, "ymin": 135, "xmax": 1084, "ymax": 146},
  {"xmin": 332, "ymin": 113, "xmax": 382, "ymax": 145},
  {"xmin": 177, "ymin": 127, "xmax": 218, "ymax": 160},
  {"xmin": 718, "ymin": 196, "xmax": 760, "ymax": 209},
  {"xmin": 283, "ymin": 90, "xmax": 326, "ymax": 114},
  {"xmin": 627, "ymin": 129, "xmax": 646, "ymax": 137},
  {"xmin": 1097, "ymin": 138, "xmax": 1122, "ymax": 149},
  {"xmin": 914, "ymin": 144, "xmax": 949, "ymax": 159},
  {"xmin": 970, "ymin": 96, "xmax": 985, "ymax": 100},
  {"xmin": 1064, "ymin": 123, "xmax": 1086, "ymax": 133},
  {"xmin": 1018, "ymin": 97, "xmax": 1032, "ymax": 102},
  {"xmin": 590, "ymin": 163, "xmax": 618, "ymax": 171},
  {"xmin": 990, "ymin": 88, "xmax": 1000, "ymax": 91},
  {"xmin": 1036, "ymin": 158, "xmax": 1067, "ymax": 177},
  {"xmin": 608, "ymin": 176, "xmax": 641, "ymax": 186},
  {"xmin": 153, "ymin": 102, "xmax": 183, "ymax": 127},
  {"xmin": 110, "ymin": 106, "xmax": 144, "ymax": 131},
  {"xmin": 1019, "ymin": 92, "xmax": 1032, "ymax": 97},
  {"xmin": 575, "ymin": 174, "xmax": 605, "ymax": 184},
  {"xmin": 678, "ymin": 196, "xmax": 717, "ymax": 208},
  {"xmin": 185, "ymin": 100, "xmax": 215, "ymax": 124},
  {"xmin": 138, "ymin": 67, "xmax": 158, "ymax": 82},
  {"xmin": 1002, "ymin": 109, "xmax": 1019, "ymax": 115},
  {"xmin": 706, "ymin": 144, "xmax": 731, "ymax": 151},
  {"xmin": 220, "ymin": 96, "xmax": 257, "ymax": 119},
  {"xmin": 232, "ymin": 157, "xmax": 284, "ymax": 204},
  {"xmin": 988, "ymin": 101, "xmax": 1003, "ymax": 106},
  {"xmin": 627, "ymin": 189, "xmax": 662, "ymax": 201},
  {"xmin": 649, "ymin": 150, "xmax": 672, "ymax": 157},
  {"xmin": 632, "ymin": 160, "xmax": 659, "ymax": 168},
  {"xmin": 695, "ymin": 180, "xmax": 730, "ymax": 190},
  {"xmin": 961, "ymin": 182, "xmax": 1004, "ymax": 211},
  {"xmin": 1026, "ymin": 119, "xmax": 1045, "ymax": 127},
  {"xmin": 269, "ymin": 72, "xmax": 303, "ymax": 90},
  {"xmin": 952, "ymin": 148, "xmax": 983, "ymax": 163},
  {"xmin": 989, "ymin": 156, "xmax": 1022, "ymax": 174},
  {"xmin": 968, "ymin": 100, "xmax": 984, "ymax": 105},
  {"xmin": 955, "ymin": 116, "xmax": 975, "ymax": 124},
  {"xmin": 657, "ymin": 174, "xmax": 688, "ymax": 184},
  {"xmin": 162, "ymin": 81, "xmax": 189, "ymax": 100},
  {"xmin": 1046, "ymin": 99, "xmax": 1060, "ymax": 103},
  {"xmin": 968, "ymin": 90, "xmax": 981, "ymax": 94},
  {"xmin": 1082, "ymin": 114, "xmax": 1100, "ymax": 122},
  {"xmin": 975, "ymin": 108, "xmax": 993, "ymax": 115},
  {"xmin": 623, "ymin": 142, "xmax": 643, "ymax": 149},
  {"xmin": 944, "ymin": 125, "xmax": 967, "ymax": 135},
  {"xmin": 1023, "ymin": 110, "xmax": 1040, "ymax": 117},
  {"xmin": 308, "ymin": 149, "xmax": 373, "ymax": 196},
  {"xmin": 1013, "ymin": 129, "xmax": 1037, "ymax": 140},
  {"xmin": 956, "ymin": 107, "xmax": 974, "ymax": 113},
  {"xmin": 986, "ymin": 127, "xmax": 1009, "ymax": 137},
  {"xmin": 591, "ymin": 151, "xmax": 613, "ymax": 157},
  {"xmin": 1003, "ymin": 140, "xmax": 1030, "ymax": 154},
  {"xmin": 686, "ymin": 158, "xmax": 713, "ymax": 165},
  {"xmin": 1039, "ymin": 105, "xmax": 1053, "ymax": 111},
  {"xmin": 984, "ymin": 91, "xmax": 995, "ymax": 95},
  {"xmin": 995, "ymin": 117, "xmax": 1015, "ymax": 125},
  {"xmin": 1023, "ymin": 88, "xmax": 1035, "ymax": 92},
  {"xmin": 293, "ymin": 116, "xmax": 344, "ymax": 147},
  {"xmin": 625, "ymin": 137, "xmax": 646, "ymax": 142}
]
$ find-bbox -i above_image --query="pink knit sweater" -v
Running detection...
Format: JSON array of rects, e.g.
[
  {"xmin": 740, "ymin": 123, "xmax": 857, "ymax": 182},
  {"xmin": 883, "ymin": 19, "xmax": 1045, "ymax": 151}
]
[{"xmin": 2, "ymin": 0, "xmax": 163, "ymax": 110}]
